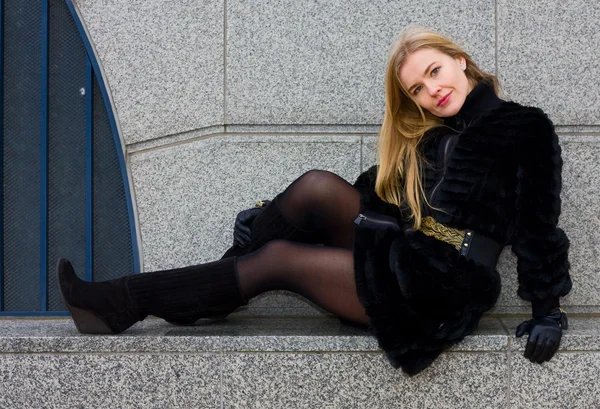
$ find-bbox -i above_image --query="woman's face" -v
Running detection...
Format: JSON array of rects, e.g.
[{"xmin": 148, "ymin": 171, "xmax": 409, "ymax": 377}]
[{"xmin": 399, "ymin": 48, "xmax": 473, "ymax": 118}]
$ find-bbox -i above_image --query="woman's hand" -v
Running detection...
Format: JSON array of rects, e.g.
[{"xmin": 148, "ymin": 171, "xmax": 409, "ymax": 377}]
[
  {"xmin": 232, "ymin": 200, "xmax": 271, "ymax": 248},
  {"xmin": 515, "ymin": 308, "xmax": 568, "ymax": 363}
]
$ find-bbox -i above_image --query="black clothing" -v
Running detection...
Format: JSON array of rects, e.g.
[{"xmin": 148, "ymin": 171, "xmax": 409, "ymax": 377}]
[
  {"xmin": 56, "ymin": 257, "xmax": 245, "ymax": 334},
  {"xmin": 443, "ymin": 80, "xmax": 504, "ymax": 131},
  {"xmin": 352, "ymin": 81, "xmax": 572, "ymax": 375},
  {"xmin": 424, "ymin": 81, "xmax": 504, "ymax": 215}
]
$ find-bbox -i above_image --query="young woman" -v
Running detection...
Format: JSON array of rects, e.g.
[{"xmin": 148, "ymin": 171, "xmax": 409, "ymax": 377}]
[{"xmin": 57, "ymin": 26, "xmax": 572, "ymax": 376}]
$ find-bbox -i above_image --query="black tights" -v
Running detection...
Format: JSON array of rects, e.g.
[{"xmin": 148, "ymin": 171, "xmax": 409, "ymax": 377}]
[{"xmin": 236, "ymin": 170, "xmax": 369, "ymax": 325}]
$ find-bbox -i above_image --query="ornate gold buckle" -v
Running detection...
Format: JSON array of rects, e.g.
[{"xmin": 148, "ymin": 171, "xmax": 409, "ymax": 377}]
[{"xmin": 418, "ymin": 216, "xmax": 466, "ymax": 251}]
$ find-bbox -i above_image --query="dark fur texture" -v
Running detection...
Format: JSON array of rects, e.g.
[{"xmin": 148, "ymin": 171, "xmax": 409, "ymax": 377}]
[{"xmin": 352, "ymin": 102, "xmax": 572, "ymax": 375}]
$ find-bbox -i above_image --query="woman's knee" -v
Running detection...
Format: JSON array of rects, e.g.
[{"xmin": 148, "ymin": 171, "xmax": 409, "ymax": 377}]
[
  {"xmin": 296, "ymin": 169, "xmax": 349, "ymax": 200},
  {"xmin": 258, "ymin": 239, "xmax": 298, "ymax": 257},
  {"xmin": 298, "ymin": 169, "xmax": 331, "ymax": 186},
  {"xmin": 300, "ymin": 169, "xmax": 343, "ymax": 183}
]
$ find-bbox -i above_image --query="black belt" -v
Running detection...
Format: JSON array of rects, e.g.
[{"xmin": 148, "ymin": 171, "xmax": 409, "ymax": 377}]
[
  {"xmin": 355, "ymin": 211, "xmax": 503, "ymax": 270},
  {"xmin": 459, "ymin": 227, "xmax": 503, "ymax": 269}
]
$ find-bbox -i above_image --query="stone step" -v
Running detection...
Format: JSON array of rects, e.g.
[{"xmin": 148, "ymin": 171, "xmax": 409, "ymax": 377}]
[{"xmin": 1, "ymin": 316, "xmax": 599, "ymax": 408}]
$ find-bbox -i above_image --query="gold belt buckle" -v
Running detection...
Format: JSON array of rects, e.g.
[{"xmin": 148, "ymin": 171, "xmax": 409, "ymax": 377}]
[{"xmin": 419, "ymin": 216, "xmax": 472, "ymax": 254}]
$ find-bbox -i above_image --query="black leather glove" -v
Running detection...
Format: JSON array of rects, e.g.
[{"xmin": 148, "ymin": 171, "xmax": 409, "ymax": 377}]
[
  {"xmin": 515, "ymin": 307, "xmax": 568, "ymax": 363},
  {"xmin": 232, "ymin": 200, "xmax": 271, "ymax": 248}
]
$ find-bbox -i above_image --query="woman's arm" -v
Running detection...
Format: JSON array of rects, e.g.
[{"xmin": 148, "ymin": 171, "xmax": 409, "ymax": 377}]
[{"xmin": 510, "ymin": 109, "xmax": 572, "ymax": 317}]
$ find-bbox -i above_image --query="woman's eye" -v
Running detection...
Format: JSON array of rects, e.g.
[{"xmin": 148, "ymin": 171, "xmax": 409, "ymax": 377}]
[
  {"xmin": 431, "ymin": 67, "xmax": 440, "ymax": 76},
  {"xmin": 413, "ymin": 85, "xmax": 422, "ymax": 95}
]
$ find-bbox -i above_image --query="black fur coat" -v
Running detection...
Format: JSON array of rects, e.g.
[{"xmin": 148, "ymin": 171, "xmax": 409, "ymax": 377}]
[{"xmin": 352, "ymin": 85, "xmax": 573, "ymax": 376}]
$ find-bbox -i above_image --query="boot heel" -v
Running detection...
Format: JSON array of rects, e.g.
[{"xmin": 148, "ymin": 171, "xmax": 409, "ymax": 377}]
[
  {"xmin": 56, "ymin": 258, "xmax": 135, "ymax": 335},
  {"xmin": 57, "ymin": 280, "xmax": 116, "ymax": 334},
  {"xmin": 67, "ymin": 305, "xmax": 115, "ymax": 334}
]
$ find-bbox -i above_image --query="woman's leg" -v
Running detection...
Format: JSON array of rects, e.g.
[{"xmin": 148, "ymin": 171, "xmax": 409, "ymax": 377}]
[
  {"xmin": 58, "ymin": 237, "xmax": 368, "ymax": 335},
  {"xmin": 170, "ymin": 169, "xmax": 367, "ymax": 326},
  {"xmin": 58, "ymin": 169, "xmax": 369, "ymax": 332},
  {"xmin": 235, "ymin": 169, "xmax": 368, "ymax": 323},
  {"xmin": 275, "ymin": 169, "xmax": 361, "ymax": 249},
  {"xmin": 238, "ymin": 240, "xmax": 368, "ymax": 324},
  {"xmin": 246, "ymin": 169, "xmax": 362, "ymax": 251}
]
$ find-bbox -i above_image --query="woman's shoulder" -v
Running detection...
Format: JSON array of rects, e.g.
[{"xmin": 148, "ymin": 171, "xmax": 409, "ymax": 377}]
[
  {"xmin": 421, "ymin": 125, "xmax": 449, "ymax": 146},
  {"xmin": 489, "ymin": 101, "xmax": 553, "ymax": 126},
  {"xmin": 469, "ymin": 101, "xmax": 556, "ymax": 139},
  {"xmin": 483, "ymin": 102, "xmax": 560, "ymax": 154}
]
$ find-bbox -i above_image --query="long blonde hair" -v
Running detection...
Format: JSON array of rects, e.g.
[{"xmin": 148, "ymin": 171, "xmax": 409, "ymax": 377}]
[{"xmin": 376, "ymin": 26, "xmax": 500, "ymax": 229}]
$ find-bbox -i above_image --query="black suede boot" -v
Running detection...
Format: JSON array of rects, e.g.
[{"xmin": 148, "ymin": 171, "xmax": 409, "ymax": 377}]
[
  {"xmin": 56, "ymin": 256, "xmax": 246, "ymax": 334},
  {"xmin": 56, "ymin": 258, "xmax": 146, "ymax": 334},
  {"xmin": 131, "ymin": 257, "xmax": 246, "ymax": 326}
]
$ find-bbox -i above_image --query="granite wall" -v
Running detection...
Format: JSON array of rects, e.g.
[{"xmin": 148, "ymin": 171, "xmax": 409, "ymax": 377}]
[{"xmin": 71, "ymin": 0, "xmax": 600, "ymax": 315}]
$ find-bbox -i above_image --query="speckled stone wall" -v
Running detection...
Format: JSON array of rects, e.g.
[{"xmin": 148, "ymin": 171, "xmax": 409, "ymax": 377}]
[
  {"xmin": 71, "ymin": 0, "xmax": 600, "ymax": 315},
  {"xmin": 73, "ymin": 0, "xmax": 225, "ymax": 145},
  {"xmin": 226, "ymin": 0, "xmax": 494, "ymax": 125},
  {"xmin": 73, "ymin": 0, "xmax": 600, "ymax": 143},
  {"xmin": 497, "ymin": 0, "xmax": 600, "ymax": 125}
]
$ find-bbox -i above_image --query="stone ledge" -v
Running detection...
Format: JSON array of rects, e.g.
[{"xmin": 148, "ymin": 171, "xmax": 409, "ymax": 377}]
[
  {"xmin": 1, "ymin": 316, "xmax": 598, "ymax": 354},
  {"xmin": 2, "ymin": 316, "xmax": 600, "ymax": 409}
]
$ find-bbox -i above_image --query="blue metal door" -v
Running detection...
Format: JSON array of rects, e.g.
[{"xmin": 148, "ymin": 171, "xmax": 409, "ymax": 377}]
[{"xmin": 1, "ymin": 0, "xmax": 140, "ymax": 315}]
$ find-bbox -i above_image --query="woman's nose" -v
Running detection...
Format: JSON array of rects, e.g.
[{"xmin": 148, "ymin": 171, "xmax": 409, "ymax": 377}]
[{"xmin": 426, "ymin": 83, "xmax": 441, "ymax": 96}]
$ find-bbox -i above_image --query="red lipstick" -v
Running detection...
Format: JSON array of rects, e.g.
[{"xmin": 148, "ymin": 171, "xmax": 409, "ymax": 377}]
[{"xmin": 437, "ymin": 91, "xmax": 452, "ymax": 107}]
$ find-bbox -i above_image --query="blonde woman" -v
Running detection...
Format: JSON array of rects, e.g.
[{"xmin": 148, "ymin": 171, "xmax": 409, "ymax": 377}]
[{"xmin": 57, "ymin": 26, "xmax": 571, "ymax": 376}]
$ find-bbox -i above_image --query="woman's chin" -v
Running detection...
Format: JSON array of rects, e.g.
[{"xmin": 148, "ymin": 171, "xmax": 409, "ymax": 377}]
[{"xmin": 434, "ymin": 103, "xmax": 461, "ymax": 118}]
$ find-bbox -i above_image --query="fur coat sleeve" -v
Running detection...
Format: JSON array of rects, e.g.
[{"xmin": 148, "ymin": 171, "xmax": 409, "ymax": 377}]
[{"xmin": 510, "ymin": 108, "xmax": 572, "ymax": 316}]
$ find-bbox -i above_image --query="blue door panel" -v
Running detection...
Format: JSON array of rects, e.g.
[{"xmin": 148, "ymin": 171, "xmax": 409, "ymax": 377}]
[
  {"xmin": 1, "ymin": 0, "xmax": 140, "ymax": 314},
  {"xmin": 2, "ymin": 0, "xmax": 43, "ymax": 311},
  {"xmin": 47, "ymin": 0, "xmax": 88, "ymax": 311}
]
